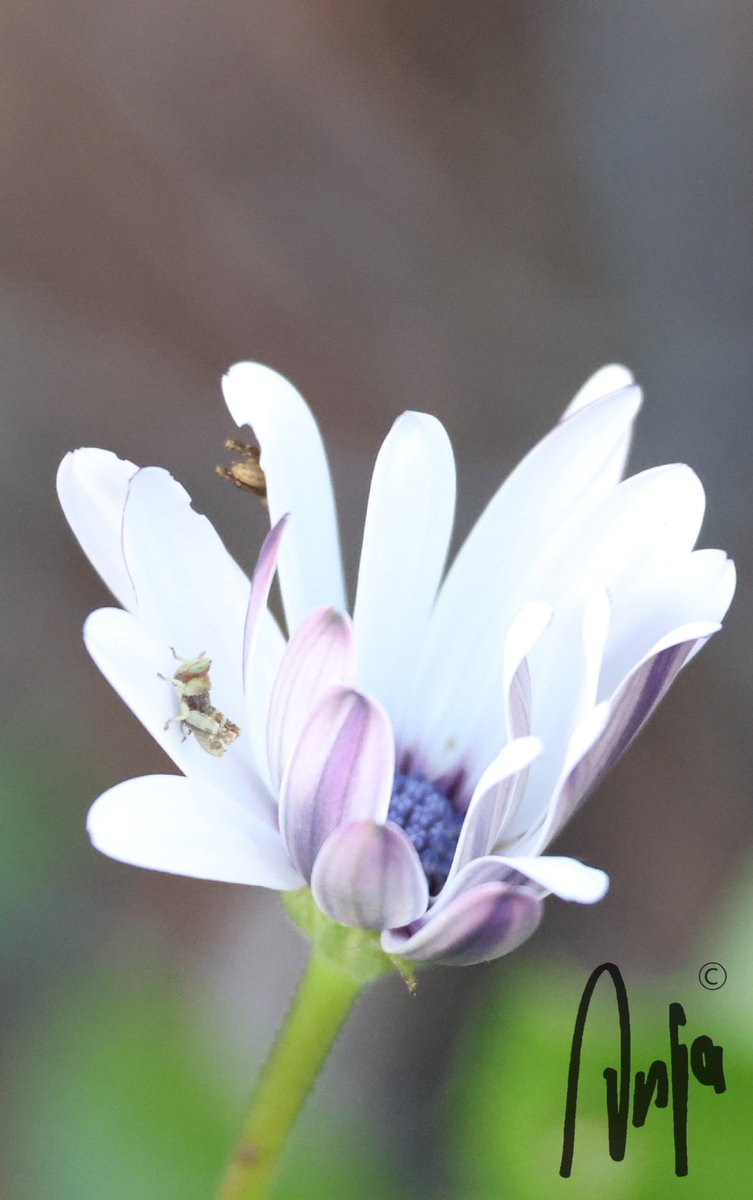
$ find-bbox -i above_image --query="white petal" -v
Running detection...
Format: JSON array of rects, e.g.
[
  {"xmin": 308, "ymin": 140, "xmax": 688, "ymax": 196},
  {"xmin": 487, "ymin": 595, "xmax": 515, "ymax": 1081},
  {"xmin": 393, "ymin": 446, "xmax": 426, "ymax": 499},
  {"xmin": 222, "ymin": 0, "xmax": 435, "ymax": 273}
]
[
  {"xmin": 121, "ymin": 467, "xmax": 265, "ymax": 731},
  {"xmin": 491, "ymin": 856, "xmax": 609, "ymax": 902},
  {"xmin": 57, "ymin": 448, "xmax": 138, "ymax": 610},
  {"xmin": 84, "ymin": 608, "xmax": 275, "ymax": 819},
  {"xmin": 562, "ymin": 364, "xmax": 634, "ymax": 417},
  {"xmin": 528, "ymin": 464, "xmax": 706, "ymax": 607},
  {"xmin": 422, "ymin": 460, "xmax": 701, "ymax": 791},
  {"xmin": 222, "ymin": 362, "xmax": 346, "ymax": 631},
  {"xmin": 503, "ymin": 601, "xmax": 553, "ymax": 740},
  {"xmin": 88, "ymin": 774, "xmax": 302, "ymax": 888},
  {"xmin": 401, "ymin": 384, "xmax": 641, "ymax": 779},
  {"xmin": 599, "ymin": 550, "xmax": 736, "ymax": 696},
  {"xmin": 435, "ymin": 853, "xmax": 608, "ymax": 904},
  {"xmin": 501, "ymin": 469, "xmax": 706, "ymax": 843},
  {"xmin": 449, "ymin": 601, "xmax": 551, "ymax": 801},
  {"xmin": 353, "ymin": 411, "xmax": 455, "ymax": 732}
]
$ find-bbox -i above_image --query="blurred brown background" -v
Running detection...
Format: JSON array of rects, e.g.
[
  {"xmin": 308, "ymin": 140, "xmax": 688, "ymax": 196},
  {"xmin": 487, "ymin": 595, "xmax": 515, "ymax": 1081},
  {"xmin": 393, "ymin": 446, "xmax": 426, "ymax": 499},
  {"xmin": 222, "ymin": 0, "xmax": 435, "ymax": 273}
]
[{"xmin": 2, "ymin": 2, "xmax": 753, "ymax": 1196}]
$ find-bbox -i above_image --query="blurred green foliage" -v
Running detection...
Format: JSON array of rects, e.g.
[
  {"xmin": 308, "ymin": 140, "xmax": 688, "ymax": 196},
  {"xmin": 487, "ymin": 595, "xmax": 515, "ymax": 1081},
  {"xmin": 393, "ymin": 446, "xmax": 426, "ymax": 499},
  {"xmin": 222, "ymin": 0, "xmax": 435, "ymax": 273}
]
[
  {"xmin": 6, "ymin": 968, "xmax": 406, "ymax": 1200},
  {"xmin": 0, "ymin": 739, "xmax": 88, "ymax": 919},
  {"xmin": 8, "ymin": 972, "xmax": 233, "ymax": 1200},
  {"xmin": 449, "ymin": 881, "xmax": 753, "ymax": 1199},
  {"xmin": 10, "ymin": 935, "xmax": 752, "ymax": 1200}
]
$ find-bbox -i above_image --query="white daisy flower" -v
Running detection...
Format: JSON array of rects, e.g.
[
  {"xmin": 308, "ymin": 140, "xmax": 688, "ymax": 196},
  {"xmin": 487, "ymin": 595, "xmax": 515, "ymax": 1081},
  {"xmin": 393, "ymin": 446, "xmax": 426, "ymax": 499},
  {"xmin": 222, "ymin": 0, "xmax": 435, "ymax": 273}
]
[{"xmin": 57, "ymin": 363, "xmax": 735, "ymax": 966}]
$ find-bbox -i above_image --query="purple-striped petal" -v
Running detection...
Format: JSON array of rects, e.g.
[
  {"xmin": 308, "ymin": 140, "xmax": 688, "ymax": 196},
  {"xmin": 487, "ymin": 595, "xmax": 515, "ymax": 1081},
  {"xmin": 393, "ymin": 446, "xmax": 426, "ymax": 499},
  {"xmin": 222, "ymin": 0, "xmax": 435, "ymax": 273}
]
[
  {"xmin": 503, "ymin": 601, "xmax": 552, "ymax": 740},
  {"xmin": 242, "ymin": 517, "xmax": 288, "ymax": 786},
  {"xmin": 599, "ymin": 549, "xmax": 735, "ymax": 694},
  {"xmin": 243, "ymin": 516, "xmax": 288, "ymax": 684},
  {"xmin": 279, "ymin": 687, "xmax": 394, "ymax": 880},
  {"xmin": 311, "ymin": 820, "xmax": 428, "ymax": 929},
  {"xmin": 505, "ymin": 587, "xmax": 611, "ymax": 851},
  {"xmin": 537, "ymin": 620, "xmax": 720, "ymax": 851},
  {"xmin": 267, "ymin": 606, "xmax": 356, "ymax": 790},
  {"xmin": 447, "ymin": 737, "xmax": 542, "ymax": 880},
  {"xmin": 381, "ymin": 883, "xmax": 542, "ymax": 966}
]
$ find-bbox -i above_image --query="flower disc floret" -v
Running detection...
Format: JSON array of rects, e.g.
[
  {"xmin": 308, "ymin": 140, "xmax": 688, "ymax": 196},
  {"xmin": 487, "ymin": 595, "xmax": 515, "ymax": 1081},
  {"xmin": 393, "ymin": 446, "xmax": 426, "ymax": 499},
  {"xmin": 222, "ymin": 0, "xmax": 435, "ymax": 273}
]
[{"xmin": 387, "ymin": 771, "xmax": 464, "ymax": 896}]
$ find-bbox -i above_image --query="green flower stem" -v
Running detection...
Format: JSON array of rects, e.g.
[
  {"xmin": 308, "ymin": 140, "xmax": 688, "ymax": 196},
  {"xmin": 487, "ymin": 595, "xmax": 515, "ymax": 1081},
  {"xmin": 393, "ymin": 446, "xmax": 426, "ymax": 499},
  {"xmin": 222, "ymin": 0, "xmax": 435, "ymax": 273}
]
[{"xmin": 214, "ymin": 948, "xmax": 363, "ymax": 1200}]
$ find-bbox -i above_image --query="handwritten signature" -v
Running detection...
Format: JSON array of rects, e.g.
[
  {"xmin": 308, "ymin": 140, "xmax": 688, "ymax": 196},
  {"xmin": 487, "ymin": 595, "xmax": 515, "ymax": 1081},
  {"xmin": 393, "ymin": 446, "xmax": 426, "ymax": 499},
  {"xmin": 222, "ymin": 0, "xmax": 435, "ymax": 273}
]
[{"xmin": 560, "ymin": 962, "xmax": 726, "ymax": 1177}]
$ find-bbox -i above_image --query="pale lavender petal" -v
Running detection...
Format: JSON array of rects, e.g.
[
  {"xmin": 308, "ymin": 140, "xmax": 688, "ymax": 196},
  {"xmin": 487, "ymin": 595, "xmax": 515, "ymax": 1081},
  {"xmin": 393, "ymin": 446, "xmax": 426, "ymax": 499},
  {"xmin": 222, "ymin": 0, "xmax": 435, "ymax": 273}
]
[
  {"xmin": 57, "ymin": 448, "xmax": 138, "ymax": 610},
  {"xmin": 279, "ymin": 687, "xmax": 395, "ymax": 879},
  {"xmin": 447, "ymin": 737, "xmax": 542, "ymax": 880},
  {"xmin": 222, "ymin": 362, "xmax": 346, "ymax": 631},
  {"xmin": 88, "ymin": 774, "xmax": 303, "ymax": 889},
  {"xmin": 311, "ymin": 820, "xmax": 428, "ymax": 929},
  {"xmin": 381, "ymin": 883, "xmax": 542, "ymax": 966},
  {"xmin": 353, "ymin": 411, "xmax": 455, "ymax": 731},
  {"xmin": 267, "ymin": 606, "xmax": 356, "ymax": 790},
  {"xmin": 441, "ymin": 854, "xmax": 608, "ymax": 904}
]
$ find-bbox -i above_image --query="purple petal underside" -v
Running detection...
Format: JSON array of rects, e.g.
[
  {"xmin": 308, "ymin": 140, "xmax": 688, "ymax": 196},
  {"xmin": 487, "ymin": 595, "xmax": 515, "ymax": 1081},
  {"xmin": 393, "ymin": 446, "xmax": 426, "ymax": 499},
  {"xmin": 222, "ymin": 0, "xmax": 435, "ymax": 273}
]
[
  {"xmin": 381, "ymin": 882, "xmax": 542, "ymax": 966},
  {"xmin": 311, "ymin": 820, "xmax": 428, "ymax": 929},
  {"xmin": 447, "ymin": 736, "xmax": 541, "ymax": 880},
  {"xmin": 540, "ymin": 621, "xmax": 719, "ymax": 849},
  {"xmin": 242, "ymin": 515, "xmax": 288, "ymax": 692},
  {"xmin": 279, "ymin": 687, "xmax": 395, "ymax": 879},
  {"xmin": 266, "ymin": 605, "xmax": 356, "ymax": 790}
]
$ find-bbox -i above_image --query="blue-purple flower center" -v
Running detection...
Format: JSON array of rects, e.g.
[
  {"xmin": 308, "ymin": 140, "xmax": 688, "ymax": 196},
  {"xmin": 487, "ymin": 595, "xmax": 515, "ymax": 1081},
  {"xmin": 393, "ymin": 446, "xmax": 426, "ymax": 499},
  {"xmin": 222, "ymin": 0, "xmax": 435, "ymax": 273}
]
[{"xmin": 387, "ymin": 771, "xmax": 464, "ymax": 896}]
